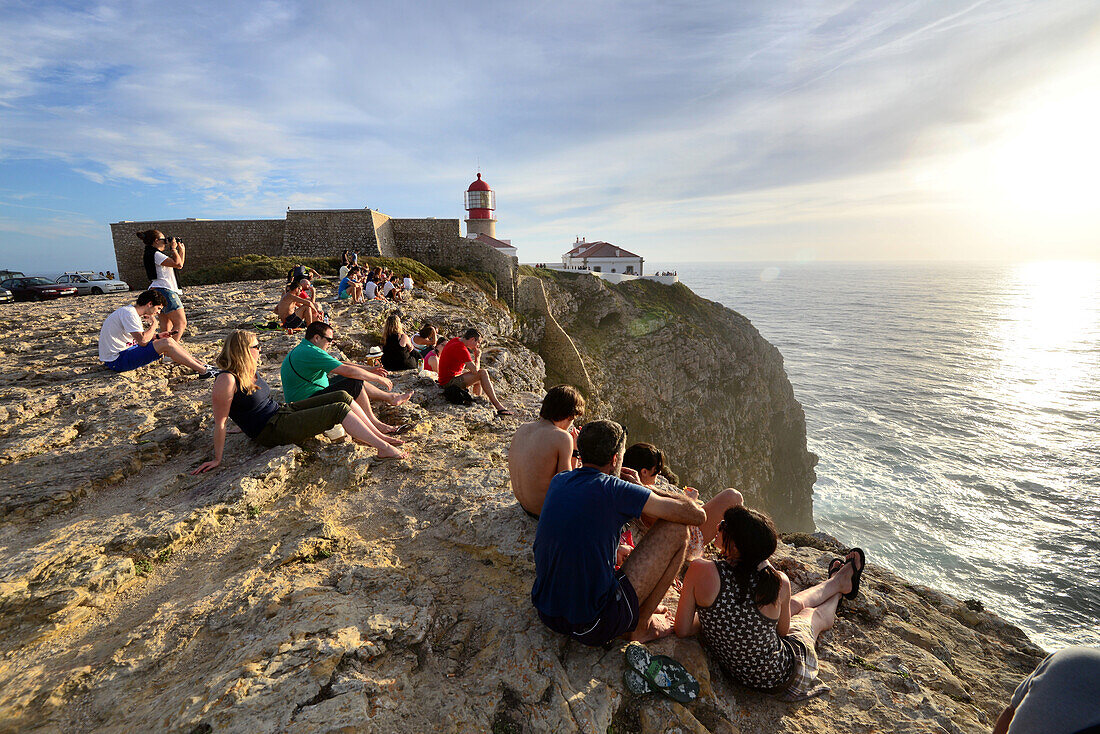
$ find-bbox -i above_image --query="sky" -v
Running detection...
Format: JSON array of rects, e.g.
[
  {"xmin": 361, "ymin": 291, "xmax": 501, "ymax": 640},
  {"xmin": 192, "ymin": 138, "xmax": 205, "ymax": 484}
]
[{"xmin": 1, "ymin": 0, "xmax": 1099, "ymax": 275}]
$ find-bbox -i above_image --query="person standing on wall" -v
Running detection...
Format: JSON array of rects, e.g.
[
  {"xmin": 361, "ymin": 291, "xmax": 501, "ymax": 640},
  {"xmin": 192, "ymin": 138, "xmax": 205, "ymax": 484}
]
[{"xmin": 138, "ymin": 230, "xmax": 190, "ymax": 341}]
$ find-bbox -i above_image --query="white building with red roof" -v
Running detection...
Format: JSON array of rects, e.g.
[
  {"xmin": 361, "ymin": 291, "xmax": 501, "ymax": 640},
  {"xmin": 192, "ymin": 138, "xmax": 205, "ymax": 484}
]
[
  {"xmin": 469, "ymin": 232, "xmax": 517, "ymax": 257},
  {"xmin": 561, "ymin": 237, "xmax": 644, "ymax": 275}
]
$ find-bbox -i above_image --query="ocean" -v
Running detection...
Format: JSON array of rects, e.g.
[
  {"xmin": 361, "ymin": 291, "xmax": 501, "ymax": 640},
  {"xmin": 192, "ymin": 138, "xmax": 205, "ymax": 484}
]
[{"xmin": 660, "ymin": 261, "xmax": 1099, "ymax": 651}]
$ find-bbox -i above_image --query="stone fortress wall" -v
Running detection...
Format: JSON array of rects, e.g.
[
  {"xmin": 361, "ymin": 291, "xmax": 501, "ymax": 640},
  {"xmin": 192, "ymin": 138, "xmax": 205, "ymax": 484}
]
[{"xmin": 109, "ymin": 209, "xmax": 518, "ymax": 304}]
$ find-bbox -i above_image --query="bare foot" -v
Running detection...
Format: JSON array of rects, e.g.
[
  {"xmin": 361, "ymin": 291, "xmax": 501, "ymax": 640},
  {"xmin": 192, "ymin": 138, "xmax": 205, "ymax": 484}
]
[
  {"xmin": 383, "ymin": 435, "xmax": 405, "ymax": 447},
  {"xmin": 388, "ymin": 391, "xmax": 413, "ymax": 406},
  {"xmin": 628, "ymin": 613, "xmax": 674, "ymax": 643},
  {"xmin": 376, "ymin": 421, "xmax": 398, "ymax": 434},
  {"xmin": 835, "ymin": 556, "xmax": 857, "ymax": 596},
  {"xmin": 376, "ymin": 445, "xmax": 409, "ymax": 460}
]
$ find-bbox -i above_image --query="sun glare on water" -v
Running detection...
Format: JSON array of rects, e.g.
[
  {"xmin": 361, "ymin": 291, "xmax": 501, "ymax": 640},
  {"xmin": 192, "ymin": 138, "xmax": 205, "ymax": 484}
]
[{"xmin": 991, "ymin": 260, "xmax": 1100, "ymax": 412}]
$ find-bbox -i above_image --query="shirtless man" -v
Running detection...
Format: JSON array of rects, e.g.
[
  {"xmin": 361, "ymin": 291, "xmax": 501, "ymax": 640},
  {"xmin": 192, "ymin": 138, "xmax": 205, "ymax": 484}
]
[
  {"xmin": 276, "ymin": 277, "xmax": 321, "ymax": 330},
  {"xmin": 509, "ymin": 385, "xmax": 585, "ymax": 518},
  {"xmin": 532, "ymin": 420, "xmax": 705, "ymax": 644}
]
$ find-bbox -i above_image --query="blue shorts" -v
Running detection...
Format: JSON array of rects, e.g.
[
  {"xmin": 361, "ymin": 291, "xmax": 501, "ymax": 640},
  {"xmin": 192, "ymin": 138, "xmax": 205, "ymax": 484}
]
[
  {"xmin": 537, "ymin": 570, "xmax": 639, "ymax": 647},
  {"xmin": 153, "ymin": 287, "xmax": 183, "ymax": 314},
  {"xmin": 105, "ymin": 342, "xmax": 160, "ymax": 372}
]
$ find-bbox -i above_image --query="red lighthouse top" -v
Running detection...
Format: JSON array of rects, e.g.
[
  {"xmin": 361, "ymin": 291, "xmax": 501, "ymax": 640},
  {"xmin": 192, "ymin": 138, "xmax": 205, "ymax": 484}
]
[{"xmin": 464, "ymin": 173, "xmax": 495, "ymax": 219}]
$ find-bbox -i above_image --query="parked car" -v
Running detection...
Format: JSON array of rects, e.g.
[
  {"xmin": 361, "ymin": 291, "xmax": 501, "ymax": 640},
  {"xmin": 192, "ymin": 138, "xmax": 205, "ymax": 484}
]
[
  {"xmin": 0, "ymin": 277, "xmax": 77, "ymax": 301},
  {"xmin": 0, "ymin": 287, "xmax": 13, "ymax": 304},
  {"xmin": 55, "ymin": 271, "xmax": 130, "ymax": 295},
  {"xmin": 0, "ymin": 269, "xmax": 25, "ymax": 281}
]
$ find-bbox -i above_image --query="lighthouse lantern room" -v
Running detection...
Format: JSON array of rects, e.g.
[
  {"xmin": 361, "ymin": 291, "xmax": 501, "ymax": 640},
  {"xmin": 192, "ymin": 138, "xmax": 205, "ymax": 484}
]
[{"xmin": 464, "ymin": 173, "xmax": 497, "ymax": 238}]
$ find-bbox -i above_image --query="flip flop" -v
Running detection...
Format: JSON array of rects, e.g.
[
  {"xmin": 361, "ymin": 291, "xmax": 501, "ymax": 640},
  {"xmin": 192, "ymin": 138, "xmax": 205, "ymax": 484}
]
[
  {"xmin": 390, "ymin": 423, "xmax": 416, "ymax": 435},
  {"xmin": 496, "ymin": 408, "xmax": 515, "ymax": 417},
  {"xmin": 622, "ymin": 668, "xmax": 657, "ymax": 696},
  {"xmin": 844, "ymin": 547, "xmax": 866, "ymax": 600},
  {"xmin": 828, "ymin": 558, "xmax": 844, "ymax": 579},
  {"xmin": 624, "ymin": 642, "xmax": 699, "ymax": 705}
]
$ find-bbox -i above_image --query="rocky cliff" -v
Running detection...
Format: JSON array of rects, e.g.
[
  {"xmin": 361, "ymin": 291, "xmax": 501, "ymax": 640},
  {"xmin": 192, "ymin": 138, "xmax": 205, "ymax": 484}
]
[
  {"xmin": 516, "ymin": 270, "xmax": 816, "ymax": 532},
  {"xmin": 0, "ymin": 279, "xmax": 1045, "ymax": 733}
]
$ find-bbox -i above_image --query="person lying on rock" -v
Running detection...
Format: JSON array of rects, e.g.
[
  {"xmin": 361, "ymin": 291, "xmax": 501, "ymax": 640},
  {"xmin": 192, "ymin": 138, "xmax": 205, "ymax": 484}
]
[
  {"xmin": 621, "ymin": 442, "xmax": 743, "ymax": 562},
  {"xmin": 532, "ymin": 420, "xmax": 705, "ymax": 645},
  {"xmin": 991, "ymin": 646, "xmax": 1100, "ymax": 734},
  {"xmin": 275, "ymin": 277, "xmax": 322, "ymax": 331},
  {"xmin": 435, "ymin": 328, "xmax": 514, "ymax": 416},
  {"xmin": 508, "ymin": 384, "xmax": 585, "ymax": 519},
  {"xmin": 281, "ymin": 321, "xmax": 414, "ymax": 440},
  {"xmin": 673, "ymin": 505, "xmax": 865, "ymax": 701},
  {"xmin": 98, "ymin": 289, "xmax": 218, "ymax": 378},
  {"xmin": 191, "ymin": 330, "xmax": 407, "ymax": 474}
]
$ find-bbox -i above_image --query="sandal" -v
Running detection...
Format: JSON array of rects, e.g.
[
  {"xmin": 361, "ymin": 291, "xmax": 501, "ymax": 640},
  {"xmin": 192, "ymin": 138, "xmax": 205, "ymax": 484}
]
[
  {"xmin": 828, "ymin": 558, "xmax": 844, "ymax": 578},
  {"xmin": 390, "ymin": 423, "xmax": 416, "ymax": 435},
  {"xmin": 622, "ymin": 668, "xmax": 656, "ymax": 696},
  {"xmin": 624, "ymin": 642, "xmax": 699, "ymax": 704},
  {"xmin": 844, "ymin": 548, "xmax": 866, "ymax": 600},
  {"xmin": 496, "ymin": 408, "xmax": 515, "ymax": 417}
]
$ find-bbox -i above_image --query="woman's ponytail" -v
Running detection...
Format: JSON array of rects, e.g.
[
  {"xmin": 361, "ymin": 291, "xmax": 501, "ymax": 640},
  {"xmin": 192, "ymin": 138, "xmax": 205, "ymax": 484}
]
[{"xmin": 720, "ymin": 506, "xmax": 781, "ymax": 606}]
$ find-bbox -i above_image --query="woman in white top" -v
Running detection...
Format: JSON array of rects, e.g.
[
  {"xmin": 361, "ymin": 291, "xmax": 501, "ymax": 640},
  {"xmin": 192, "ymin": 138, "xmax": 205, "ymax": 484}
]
[{"xmin": 139, "ymin": 229, "xmax": 189, "ymax": 341}]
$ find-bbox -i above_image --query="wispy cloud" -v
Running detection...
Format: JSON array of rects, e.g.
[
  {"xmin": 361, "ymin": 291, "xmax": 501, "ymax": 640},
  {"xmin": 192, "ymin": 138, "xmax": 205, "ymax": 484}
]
[{"xmin": 0, "ymin": 0, "xmax": 1098, "ymax": 267}]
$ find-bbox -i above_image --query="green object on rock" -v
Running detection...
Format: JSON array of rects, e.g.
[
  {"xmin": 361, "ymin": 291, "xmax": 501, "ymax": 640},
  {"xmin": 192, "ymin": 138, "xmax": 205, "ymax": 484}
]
[{"xmin": 624, "ymin": 642, "xmax": 699, "ymax": 704}]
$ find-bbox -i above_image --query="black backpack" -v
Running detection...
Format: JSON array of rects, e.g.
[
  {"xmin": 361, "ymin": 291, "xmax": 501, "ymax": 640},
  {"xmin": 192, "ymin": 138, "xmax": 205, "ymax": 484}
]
[{"xmin": 442, "ymin": 382, "xmax": 475, "ymax": 405}]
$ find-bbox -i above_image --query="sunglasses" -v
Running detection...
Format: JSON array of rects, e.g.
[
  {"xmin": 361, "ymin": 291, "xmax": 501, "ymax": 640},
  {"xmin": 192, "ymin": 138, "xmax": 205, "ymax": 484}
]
[{"xmin": 250, "ymin": 343, "xmax": 261, "ymax": 351}]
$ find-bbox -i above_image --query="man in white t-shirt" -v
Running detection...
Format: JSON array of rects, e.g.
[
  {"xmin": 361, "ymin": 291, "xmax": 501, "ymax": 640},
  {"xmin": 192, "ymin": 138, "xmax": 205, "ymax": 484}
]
[
  {"xmin": 362, "ymin": 279, "xmax": 379, "ymax": 300},
  {"xmin": 403, "ymin": 275, "xmax": 414, "ymax": 291},
  {"xmin": 98, "ymin": 290, "xmax": 217, "ymax": 376}
]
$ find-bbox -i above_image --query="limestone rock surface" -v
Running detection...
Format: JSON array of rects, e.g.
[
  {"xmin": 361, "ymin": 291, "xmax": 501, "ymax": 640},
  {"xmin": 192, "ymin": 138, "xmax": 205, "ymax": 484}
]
[
  {"xmin": 518, "ymin": 272, "xmax": 817, "ymax": 531},
  {"xmin": 0, "ymin": 279, "xmax": 1043, "ymax": 733}
]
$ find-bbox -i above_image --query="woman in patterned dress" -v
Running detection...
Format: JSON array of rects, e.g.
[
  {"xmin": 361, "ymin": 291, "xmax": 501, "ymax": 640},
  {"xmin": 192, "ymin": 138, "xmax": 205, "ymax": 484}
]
[{"xmin": 673, "ymin": 505, "xmax": 864, "ymax": 700}]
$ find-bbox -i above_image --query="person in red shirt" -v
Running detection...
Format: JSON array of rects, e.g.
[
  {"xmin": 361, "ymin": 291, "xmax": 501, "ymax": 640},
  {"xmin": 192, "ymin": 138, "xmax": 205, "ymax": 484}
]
[{"xmin": 436, "ymin": 328, "xmax": 514, "ymax": 416}]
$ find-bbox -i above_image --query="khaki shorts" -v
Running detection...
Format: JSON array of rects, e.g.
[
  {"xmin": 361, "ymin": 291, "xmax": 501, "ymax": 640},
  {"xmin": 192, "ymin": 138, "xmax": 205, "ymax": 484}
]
[{"xmin": 777, "ymin": 614, "xmax": 830, "ymax": 701}]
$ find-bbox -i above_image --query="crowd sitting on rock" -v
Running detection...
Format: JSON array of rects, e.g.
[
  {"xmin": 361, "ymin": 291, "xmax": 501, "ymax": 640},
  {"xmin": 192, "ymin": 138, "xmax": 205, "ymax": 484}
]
[
  {"xmin": 509, "ymin": 385, "xmax": 866, "ymax": 702},
  {"xmin": 90, "ymin": 242, "xmax": 1091, "ymax": 723},
  {"xmin": 94, "ymin": 242, "xmax": 515, "ymax": 469}
]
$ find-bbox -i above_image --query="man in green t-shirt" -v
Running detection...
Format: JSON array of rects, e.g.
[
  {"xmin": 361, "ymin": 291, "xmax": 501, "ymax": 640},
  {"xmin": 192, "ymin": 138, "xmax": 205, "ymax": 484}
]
[{"xmin": 281, "ymin": 322, "xmax": 414, "ymax": 439}]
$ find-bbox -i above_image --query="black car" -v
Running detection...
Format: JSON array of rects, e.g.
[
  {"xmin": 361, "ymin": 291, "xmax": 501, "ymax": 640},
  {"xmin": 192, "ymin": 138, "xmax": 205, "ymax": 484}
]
[
  {"xmin": 0, "ymin": 277, "xmax": 77, "ymax": 301},
  {"xmin": 0, "ymin": 287, "xmax": 12, "ymax": 304}
]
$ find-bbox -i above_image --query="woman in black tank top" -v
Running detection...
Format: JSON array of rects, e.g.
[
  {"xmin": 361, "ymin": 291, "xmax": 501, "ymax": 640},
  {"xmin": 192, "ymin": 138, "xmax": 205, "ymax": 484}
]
[
  {"xmin": 191, "ymin": 330, "xmax": 409, "ymax": 475},
  {"xmin": 672, "ymin": 506, "xmax": 866, "ymax": 700},
  {"xmin": 381, "ymin": 313, "xmax": 419, "ymax": 371}
]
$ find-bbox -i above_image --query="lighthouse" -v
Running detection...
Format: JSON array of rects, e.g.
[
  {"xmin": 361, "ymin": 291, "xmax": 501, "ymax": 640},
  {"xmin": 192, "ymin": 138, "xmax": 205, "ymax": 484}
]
[{"xmin": 464, "ymin": 173, "xmax": 497, "ymax": 239}]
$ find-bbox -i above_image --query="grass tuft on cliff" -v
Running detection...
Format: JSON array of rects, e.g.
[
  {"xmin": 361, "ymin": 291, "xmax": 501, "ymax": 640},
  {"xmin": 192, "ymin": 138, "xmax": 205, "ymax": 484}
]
[{"xmin": 181, "ymin": 254, "xmax": 443, "ymax": 287}]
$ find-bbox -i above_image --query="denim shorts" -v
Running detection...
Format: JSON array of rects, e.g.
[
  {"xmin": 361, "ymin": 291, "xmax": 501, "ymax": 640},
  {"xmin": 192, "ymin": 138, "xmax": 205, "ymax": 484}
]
[
  {"xmin": 105, "ymin": 342, "xmax": 160, "ymax": 372},
  {"xmin": 153, "ymin": 287, "xmax": 183, "ymax": 314}
]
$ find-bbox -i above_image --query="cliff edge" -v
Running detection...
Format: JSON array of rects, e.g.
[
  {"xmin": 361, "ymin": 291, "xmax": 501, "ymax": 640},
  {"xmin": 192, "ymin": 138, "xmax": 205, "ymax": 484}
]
[
  {"xmin": 0, "ymin": 279, "xmax": 1044, "ymax": 733},
  {"xmin": 517, "ymin": 270, "xmax": 816, "ymax": 532}
]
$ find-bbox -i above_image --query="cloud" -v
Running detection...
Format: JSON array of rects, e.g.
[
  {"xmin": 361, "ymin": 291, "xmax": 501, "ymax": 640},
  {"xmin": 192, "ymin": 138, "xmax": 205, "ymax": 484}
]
[{"xmin": 0, "ymin": 0, "xmax": 1098, "ymax": 263}]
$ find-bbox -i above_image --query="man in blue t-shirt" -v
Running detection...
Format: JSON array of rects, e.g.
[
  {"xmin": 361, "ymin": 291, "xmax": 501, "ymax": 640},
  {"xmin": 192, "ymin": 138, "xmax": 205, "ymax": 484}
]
[
  {"xmin": 532, "ymin": 420, "xmax": 706, "ymax": 645},
  {"xmin": 281, "ymin": 321, "xmax": 414, "ymax": 438}
]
